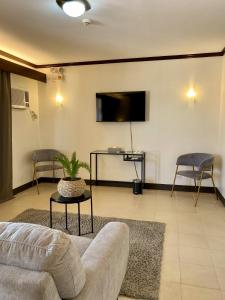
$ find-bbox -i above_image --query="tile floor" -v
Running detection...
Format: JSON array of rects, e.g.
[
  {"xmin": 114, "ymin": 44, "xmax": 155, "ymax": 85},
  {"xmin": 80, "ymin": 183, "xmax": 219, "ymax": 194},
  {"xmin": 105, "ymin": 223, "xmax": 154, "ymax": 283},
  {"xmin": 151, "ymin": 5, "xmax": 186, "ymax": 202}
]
[{"xmin": 0, "ymin": 183, "xmax": 225, "ymax": 300}]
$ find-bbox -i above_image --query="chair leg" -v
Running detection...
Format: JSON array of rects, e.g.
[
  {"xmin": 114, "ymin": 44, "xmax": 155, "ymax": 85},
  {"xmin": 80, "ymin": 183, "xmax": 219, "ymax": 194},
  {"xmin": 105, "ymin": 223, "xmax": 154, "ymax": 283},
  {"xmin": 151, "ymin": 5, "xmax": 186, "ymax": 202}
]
[
  {"xmin": 171, "ymin": 166, "xmax": 178, "ymax": 197},
  {"xmin": 195, "ymin": 173, "xmax": 203, "ymax": 207},
  {"xmin": 53, "ymin": 161, "xmax": 55, "ymax": 183},
  {"xmin": 211, "ymin": 166, "xmax": 218, "ymax": 201},
  {"xmin": 32, "ymin": 169, "xmax": 35, "ymax": 186},
  {"xmin": 211, "ymin": 176, "xmax": 218, "ymax": 200},
  {"xmin": 34, "ymin": 170, "xmax": 39, "ymax": 194},
  {"xmin": 193, "ymin": 166, "xmax": 197, "ymax": 191}
]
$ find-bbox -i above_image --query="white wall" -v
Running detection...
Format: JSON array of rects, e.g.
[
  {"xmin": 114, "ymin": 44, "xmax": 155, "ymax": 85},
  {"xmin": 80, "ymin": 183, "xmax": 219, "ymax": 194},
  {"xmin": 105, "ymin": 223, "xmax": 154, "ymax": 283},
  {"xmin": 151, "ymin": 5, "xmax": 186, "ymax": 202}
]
[
  {"xmin": 11, "ymin": 74, "xmax": 40, "ymax": 188},
  {"xmin": 38, "ymin": 57, "xmax": 222, "ymax": 185},
  {"xmin": 218, "ymin": 56, "xmax": 225, "ymax": 196}
]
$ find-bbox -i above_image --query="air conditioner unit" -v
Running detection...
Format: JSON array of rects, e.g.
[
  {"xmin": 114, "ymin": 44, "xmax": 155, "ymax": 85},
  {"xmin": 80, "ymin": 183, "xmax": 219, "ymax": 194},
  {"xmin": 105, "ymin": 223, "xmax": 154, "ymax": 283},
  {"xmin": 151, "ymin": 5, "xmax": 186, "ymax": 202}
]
[{"xmin": 11, "ymin": 88, "xmax": 29, "ymax": 109}]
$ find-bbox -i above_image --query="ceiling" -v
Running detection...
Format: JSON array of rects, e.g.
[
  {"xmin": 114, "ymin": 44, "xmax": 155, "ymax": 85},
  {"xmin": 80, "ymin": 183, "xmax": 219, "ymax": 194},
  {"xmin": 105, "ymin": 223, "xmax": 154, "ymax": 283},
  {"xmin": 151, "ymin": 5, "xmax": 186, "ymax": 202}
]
[{"xmin": 0, "ymin": 0, "xmax": 225, "ymax": 64}]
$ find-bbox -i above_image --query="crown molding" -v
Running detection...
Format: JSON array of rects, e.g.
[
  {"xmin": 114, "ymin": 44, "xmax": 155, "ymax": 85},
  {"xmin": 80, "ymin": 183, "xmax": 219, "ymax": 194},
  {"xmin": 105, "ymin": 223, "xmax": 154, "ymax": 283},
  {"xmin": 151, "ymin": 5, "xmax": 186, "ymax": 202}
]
[
  {"xmin": 222, "ymin": 47, "xmax": 225, "ymax": 55},
  {"xmin": 0, "ymin": 57, "xmax": 46, "ymax": 82},
  {"xmin": 36, "ymin": 50, "xmax": 224, "ymax": 68},
  {"xmin": 0, "ymin": 47, "xmax": 224, "ymax": 69},
  {"xmin": 0, "ymin": 50, "xmax": 36, "ymax": 68}
]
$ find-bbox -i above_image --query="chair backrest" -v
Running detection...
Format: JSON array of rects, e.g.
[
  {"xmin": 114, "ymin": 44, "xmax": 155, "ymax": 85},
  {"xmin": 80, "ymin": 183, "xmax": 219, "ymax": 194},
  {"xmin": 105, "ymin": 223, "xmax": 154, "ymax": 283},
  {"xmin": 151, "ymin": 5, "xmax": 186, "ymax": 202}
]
[
  {"xmin": 32, "ymin": 149, "xmax": 61, "ymax": 163},
  {"xmin": 176, "ymin": 153, "xmax": 214, "ymax": 170}
]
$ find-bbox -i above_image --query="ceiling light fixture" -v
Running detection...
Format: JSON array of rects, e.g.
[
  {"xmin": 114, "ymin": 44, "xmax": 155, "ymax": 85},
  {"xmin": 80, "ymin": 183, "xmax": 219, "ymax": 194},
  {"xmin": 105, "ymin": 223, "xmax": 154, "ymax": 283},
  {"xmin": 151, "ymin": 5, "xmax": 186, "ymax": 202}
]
[{"xmin": 56, "ymin": 0, "xmax": 91, "ymax": 18}]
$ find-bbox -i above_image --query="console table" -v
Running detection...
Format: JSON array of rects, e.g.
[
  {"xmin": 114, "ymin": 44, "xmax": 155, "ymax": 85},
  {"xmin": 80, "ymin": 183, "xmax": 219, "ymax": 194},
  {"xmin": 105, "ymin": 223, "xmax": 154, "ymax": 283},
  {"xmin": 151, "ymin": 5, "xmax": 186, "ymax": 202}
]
[{"xmin": 90, "ymin": 150, "xmax": 145, "ymax": 188}]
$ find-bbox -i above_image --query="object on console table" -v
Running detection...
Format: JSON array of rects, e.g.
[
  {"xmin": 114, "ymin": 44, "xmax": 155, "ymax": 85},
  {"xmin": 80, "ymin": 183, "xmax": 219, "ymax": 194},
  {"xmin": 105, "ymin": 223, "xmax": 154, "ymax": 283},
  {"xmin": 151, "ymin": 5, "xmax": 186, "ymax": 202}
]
[{"xmin": 108, "ymin": 147, "xmax": 124, "ymax": 153}]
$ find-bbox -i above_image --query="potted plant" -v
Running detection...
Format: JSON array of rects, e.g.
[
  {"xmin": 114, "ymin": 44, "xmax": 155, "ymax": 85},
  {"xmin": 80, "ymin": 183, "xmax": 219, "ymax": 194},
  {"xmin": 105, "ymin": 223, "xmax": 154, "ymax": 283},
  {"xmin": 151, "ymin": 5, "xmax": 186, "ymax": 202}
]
[{"xmin": 56, "ymin": 152, "xmax": 90, "ymax": 197}]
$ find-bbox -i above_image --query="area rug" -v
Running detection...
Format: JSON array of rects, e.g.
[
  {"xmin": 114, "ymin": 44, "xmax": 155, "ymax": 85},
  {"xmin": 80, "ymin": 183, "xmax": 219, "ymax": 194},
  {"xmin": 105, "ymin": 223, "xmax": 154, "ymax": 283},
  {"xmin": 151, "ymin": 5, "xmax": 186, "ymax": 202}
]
[{"xmin": 11, "ymin": 209, "xmax": 165, "ymax": 300}]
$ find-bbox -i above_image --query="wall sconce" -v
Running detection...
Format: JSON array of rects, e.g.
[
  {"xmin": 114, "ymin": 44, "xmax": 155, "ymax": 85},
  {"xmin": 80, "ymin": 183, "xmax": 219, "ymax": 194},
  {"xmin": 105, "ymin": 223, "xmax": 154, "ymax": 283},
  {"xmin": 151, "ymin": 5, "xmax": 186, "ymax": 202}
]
[
  {"xmin": 187, "ymin": 87, "xmax": 197, "ymax": 103},
  {"xmin": 56, "ymin": 94, "xmax": 63, "ymax": 106}
]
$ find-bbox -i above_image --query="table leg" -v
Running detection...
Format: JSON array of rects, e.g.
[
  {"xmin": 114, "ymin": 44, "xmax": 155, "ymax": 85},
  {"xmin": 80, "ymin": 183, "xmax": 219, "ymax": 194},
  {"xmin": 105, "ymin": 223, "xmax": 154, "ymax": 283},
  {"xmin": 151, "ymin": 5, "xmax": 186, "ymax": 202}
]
[
  {"xmin": 78, "ymin": 202, "xmax": 81, "ymax": 236},
  {"xmin": 144, "ymin": 153, "xmax": 146, "ymax": 184},
  {"xmin": 50, "ymin": 199, "xmax": 52, "ymax": 228},
  {"xmin": 95, "ymin": 153, "xmax": 98, "ymax": 185},
  {"xmin": 142, "ymin": 153, "xmax": 145, "ymax": 188},
  {"xmin": 65, "ymin": 204, "xmax": 68, "ymax": 230},
  {"xmin": 90, "ymin": 196, "xmax": 94, "ymax": 233},
  {"xmin": 90, "ymin": 153, "xmax": 92, "ymax": 192}
]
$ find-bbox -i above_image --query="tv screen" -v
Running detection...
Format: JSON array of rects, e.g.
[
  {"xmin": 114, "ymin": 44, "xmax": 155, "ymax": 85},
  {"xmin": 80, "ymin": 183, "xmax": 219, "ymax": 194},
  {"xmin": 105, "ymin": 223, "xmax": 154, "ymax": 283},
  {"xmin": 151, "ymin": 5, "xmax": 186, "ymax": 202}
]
[{"xmin": 96, "ymin": 91, "xmax": 146, "ymax": 122}]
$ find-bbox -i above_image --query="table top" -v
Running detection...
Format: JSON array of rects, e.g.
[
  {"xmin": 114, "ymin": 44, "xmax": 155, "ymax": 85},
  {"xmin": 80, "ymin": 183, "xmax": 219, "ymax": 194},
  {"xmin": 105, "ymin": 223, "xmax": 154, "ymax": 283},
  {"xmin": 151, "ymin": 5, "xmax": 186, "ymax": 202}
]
[
  {"xmin": 91, "ymin": 150, "xmax": 145, "ymax": 155},
  {"xmin": 50, "ymin": 190, "xmax": 91, "ymax": 204}
]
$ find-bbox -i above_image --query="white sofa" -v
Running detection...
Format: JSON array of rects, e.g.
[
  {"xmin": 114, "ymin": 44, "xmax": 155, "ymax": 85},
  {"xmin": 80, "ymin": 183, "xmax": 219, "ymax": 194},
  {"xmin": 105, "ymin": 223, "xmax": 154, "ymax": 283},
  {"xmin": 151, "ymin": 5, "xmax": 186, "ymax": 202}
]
[{"xmin": 0, "ymin": 221, "xmax": 129, "ymax": 300}]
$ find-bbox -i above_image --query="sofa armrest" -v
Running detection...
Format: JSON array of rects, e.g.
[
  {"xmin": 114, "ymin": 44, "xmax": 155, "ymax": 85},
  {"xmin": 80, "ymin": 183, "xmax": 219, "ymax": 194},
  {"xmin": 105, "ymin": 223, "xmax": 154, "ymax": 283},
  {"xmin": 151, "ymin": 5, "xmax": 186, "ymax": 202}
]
[{"xmin": 75, "ymin": 222, "xmax": 129, "ymax": 300}]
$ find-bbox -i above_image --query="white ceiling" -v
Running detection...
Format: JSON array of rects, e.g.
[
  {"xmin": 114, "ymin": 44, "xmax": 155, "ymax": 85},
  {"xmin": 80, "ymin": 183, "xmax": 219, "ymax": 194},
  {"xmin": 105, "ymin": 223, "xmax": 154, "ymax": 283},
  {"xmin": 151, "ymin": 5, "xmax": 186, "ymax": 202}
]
[{"xmin": 0, "ymin": 0, "xmax": 225, "ymax": 64}]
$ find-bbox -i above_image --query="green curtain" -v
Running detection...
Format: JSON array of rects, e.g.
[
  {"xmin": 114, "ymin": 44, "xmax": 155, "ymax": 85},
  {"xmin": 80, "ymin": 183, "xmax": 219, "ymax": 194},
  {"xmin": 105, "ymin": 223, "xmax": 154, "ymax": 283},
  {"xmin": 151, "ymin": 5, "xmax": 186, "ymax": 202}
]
[{"xmin": 0, "ymin": 70, "xmax": 12, "ymax": 202}]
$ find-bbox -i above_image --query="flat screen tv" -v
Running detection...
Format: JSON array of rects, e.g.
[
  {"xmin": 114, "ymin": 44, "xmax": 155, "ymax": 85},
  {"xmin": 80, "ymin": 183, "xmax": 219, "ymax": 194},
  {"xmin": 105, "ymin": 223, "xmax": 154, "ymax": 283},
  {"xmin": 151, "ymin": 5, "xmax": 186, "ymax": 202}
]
[{"xmin": 96, "ymin": 91, "xmax": 146, "ymax": 122}]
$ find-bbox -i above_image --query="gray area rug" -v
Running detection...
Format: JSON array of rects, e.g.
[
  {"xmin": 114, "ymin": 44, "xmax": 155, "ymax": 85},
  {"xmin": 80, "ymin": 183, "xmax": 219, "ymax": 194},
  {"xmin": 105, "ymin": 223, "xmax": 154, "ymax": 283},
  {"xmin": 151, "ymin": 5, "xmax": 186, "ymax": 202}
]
[{"xmin": 12, "ymin": 209, "xmax": 165, "ymax": 300}]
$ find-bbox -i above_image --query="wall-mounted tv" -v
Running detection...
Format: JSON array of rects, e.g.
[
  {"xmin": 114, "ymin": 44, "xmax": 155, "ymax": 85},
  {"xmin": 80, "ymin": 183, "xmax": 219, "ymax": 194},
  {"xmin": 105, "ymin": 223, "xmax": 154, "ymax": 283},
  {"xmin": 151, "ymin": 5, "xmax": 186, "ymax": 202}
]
[{"xmin": 96, "ymin": 91, "xmax": 146, "ymax": 122}]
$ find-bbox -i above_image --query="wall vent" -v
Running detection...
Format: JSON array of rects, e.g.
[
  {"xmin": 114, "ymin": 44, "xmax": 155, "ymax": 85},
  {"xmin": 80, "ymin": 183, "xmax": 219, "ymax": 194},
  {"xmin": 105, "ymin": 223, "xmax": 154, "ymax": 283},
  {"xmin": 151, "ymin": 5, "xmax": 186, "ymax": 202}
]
[{"xmin": 11, "ymin": 88, "xmax": 29, "ymax": 109}]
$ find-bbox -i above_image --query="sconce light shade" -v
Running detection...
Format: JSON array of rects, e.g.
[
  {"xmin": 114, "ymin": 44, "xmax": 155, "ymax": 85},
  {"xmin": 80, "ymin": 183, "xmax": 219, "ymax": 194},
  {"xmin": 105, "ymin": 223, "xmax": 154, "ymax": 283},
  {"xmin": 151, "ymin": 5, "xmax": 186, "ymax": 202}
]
[
  {"xmin": 187, "ymin": 87, "xmax": 197, "ymax": 102},
  {"xmin": 56, "ymin": 0, "xmax": 91, "ymax": 17},
  {"xmin": 56, "ymin": 94, "xmax": 63, "ymax": 106}
]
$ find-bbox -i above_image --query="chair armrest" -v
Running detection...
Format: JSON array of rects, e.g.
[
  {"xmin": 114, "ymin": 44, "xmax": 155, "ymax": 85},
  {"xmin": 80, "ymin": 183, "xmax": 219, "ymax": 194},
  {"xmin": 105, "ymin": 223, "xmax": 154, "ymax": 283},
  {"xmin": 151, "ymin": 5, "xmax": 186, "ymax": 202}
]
[{"xmin": 75, "ymin": 222, "xmax": 129, "ymax": 300}]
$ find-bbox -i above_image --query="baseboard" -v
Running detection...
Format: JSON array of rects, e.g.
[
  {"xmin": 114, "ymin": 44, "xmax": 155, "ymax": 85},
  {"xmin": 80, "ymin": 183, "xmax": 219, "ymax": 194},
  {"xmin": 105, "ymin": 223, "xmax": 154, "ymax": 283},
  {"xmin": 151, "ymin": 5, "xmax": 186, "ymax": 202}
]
[
  {"xmin": 13, "ymin": 177, "xmax": 225, "ymax": 206},
  {"xmin": 39, "ymin": 177, "xmax": 59, "ymax": 183},
  {"xmin": 146, "ymin": 183, "xmax": 215, "ymax": 193},
  {"xmin": 86, "ymin": 179, "xmax": 215, "ymax": 193},
  {"xmin": 13, "ymin": 181, "xmax": 34, "ymax": 195},
  {"xmin": 13, "ymin": 177, "xmax": 59, "ymax": 195},
  {"xmin": 86, "ymin": 179, "xmax": 133, "ymax": 188},
  {"xmin": 215, "ymin": 188, "xmax": 225, "ymax": 206}
]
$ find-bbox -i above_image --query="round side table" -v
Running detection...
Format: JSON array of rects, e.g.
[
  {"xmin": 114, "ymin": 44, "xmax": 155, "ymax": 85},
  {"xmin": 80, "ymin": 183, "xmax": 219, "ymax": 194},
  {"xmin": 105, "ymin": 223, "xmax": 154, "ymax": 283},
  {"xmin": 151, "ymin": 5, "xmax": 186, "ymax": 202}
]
[{"xmin": 49, "ymin": 190, "xmax": 93, "ymax": 236}]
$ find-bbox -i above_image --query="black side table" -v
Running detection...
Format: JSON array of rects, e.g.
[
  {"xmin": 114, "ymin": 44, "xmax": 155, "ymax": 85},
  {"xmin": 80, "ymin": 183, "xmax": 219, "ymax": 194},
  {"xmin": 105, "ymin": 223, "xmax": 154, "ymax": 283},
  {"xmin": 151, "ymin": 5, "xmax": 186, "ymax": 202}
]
[{"xmin": 50, "ymin": 190, "xmax": 93, "ymax": 236}]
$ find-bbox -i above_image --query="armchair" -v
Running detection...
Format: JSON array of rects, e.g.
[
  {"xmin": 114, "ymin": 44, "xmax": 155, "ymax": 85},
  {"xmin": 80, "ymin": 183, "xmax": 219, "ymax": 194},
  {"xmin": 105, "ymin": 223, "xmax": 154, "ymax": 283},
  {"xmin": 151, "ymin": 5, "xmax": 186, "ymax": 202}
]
[{"xmin": 171, "ymin": 153, "xmax": 218, "ymax": 206}]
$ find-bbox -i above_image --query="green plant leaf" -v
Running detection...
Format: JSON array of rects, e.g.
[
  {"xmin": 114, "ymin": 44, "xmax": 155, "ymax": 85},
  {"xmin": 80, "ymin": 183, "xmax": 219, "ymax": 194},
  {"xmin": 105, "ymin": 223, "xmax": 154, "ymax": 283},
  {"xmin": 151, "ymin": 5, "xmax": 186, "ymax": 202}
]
[
  {"xmin": 71, "ymin": 152, "xmax": 76, "ymax": 163},
  {"xmin": 56, "ymin": 153, "xmax": 72, "ymax": 176},
  {"xmin": 78, "ymin": 161, "xmax": 91, "ymax": 173},
  {"xmin": 56, "ymin": 152, "xmax": 90, "ymax": 179}
]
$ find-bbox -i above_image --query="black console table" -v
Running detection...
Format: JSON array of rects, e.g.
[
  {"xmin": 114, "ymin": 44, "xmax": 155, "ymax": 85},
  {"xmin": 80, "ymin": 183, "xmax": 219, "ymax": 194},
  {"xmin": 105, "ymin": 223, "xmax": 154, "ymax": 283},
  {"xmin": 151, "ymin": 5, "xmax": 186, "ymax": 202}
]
[{"xmin": 90, "ymin": 150, "xmax": 145, "ymax": 188}]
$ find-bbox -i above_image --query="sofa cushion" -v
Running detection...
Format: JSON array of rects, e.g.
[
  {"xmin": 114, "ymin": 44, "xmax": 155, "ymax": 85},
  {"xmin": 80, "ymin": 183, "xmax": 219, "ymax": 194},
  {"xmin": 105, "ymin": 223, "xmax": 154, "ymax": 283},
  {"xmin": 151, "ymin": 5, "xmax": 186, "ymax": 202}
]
[
  {"xmin": 0, "ymin": 264, "xmax": 61, "ymax": 300},
  {"xmin": 0, "ymin": 222, "xmax": 86, "ymax": 299},
  {"xmin": 69, "ymin": 235, "xmax": 92, "ymax": 257}
]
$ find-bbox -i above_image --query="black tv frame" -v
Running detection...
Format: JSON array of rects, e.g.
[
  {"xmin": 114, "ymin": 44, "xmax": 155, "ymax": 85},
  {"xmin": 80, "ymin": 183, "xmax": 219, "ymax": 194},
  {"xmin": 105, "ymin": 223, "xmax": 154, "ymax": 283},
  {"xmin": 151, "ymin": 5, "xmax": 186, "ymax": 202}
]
[{"xmin": 96, "ymin": 91, "xmax": 146, "ymax": 122}]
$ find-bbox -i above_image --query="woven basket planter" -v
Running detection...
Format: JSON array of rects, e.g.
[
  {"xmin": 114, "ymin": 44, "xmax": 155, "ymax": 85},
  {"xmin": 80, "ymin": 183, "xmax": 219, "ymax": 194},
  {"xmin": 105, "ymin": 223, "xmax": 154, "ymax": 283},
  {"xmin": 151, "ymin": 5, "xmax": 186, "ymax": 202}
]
[{"xmin": 57, "ymin": 177, "xmax": 86, "ymax": 197}]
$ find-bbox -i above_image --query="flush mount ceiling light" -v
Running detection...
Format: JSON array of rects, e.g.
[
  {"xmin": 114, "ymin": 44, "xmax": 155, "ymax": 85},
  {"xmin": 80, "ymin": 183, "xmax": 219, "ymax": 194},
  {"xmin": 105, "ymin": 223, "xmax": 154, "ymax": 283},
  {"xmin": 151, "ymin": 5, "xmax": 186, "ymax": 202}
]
[{"xmin": 56, "ymin": 0, "xmax": 91, "ymax": 17}]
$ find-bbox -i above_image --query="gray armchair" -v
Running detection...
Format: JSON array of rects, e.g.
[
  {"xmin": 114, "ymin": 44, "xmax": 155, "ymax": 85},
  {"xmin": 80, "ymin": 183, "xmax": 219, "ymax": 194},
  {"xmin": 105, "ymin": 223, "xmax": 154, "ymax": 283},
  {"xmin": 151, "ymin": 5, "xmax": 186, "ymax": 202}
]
[
  {"xmin": 171, "ymin": 153, "xmax": 218, "ymax": 206},
  {"xmin": 32, "ymin": 149, "xmax": 65, "ymax": 194}
]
